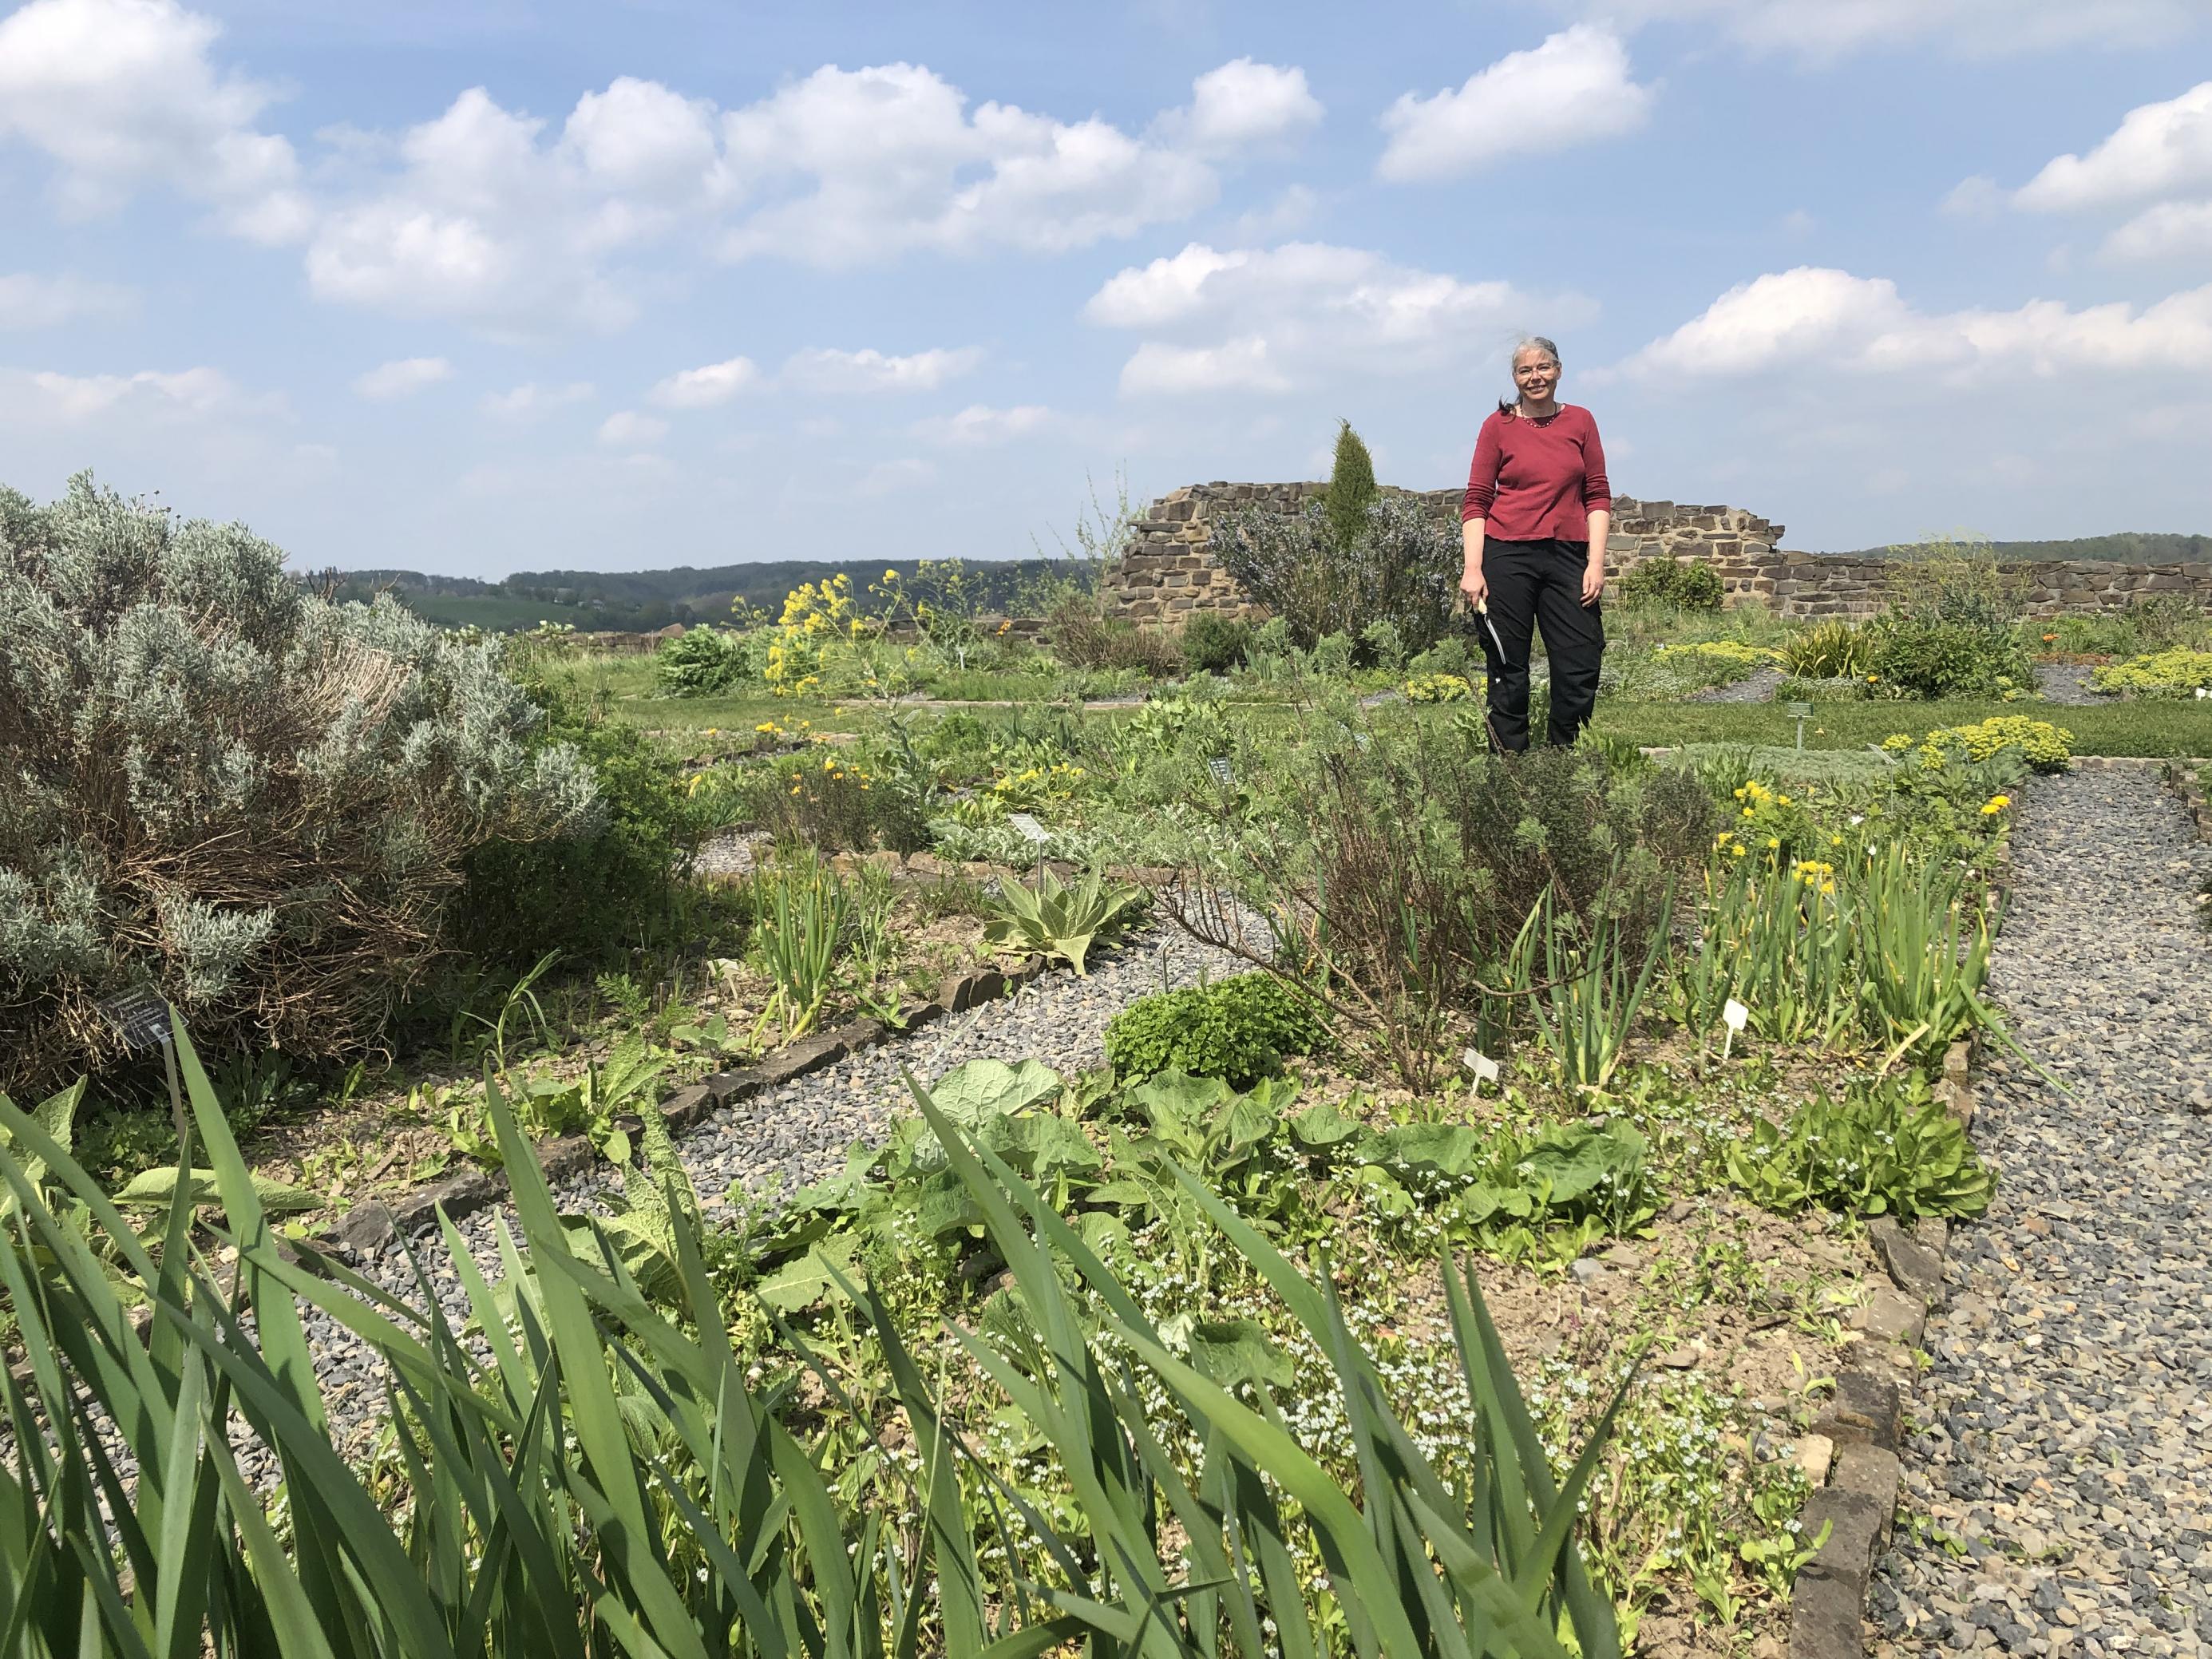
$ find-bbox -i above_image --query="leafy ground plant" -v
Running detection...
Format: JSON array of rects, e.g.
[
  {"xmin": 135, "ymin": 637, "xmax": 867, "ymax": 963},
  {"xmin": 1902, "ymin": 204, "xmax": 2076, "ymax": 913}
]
[
  {"xmin": 980, "ymin": 866, "xmax": 1146, "ymax": 974},
  {"xmin": 1727, "ymin": 1073, "xmax": 1993, "ymax": 1218},
  {"xmin": 1103, "ymin": 970, "xmax": 1329, "ymax": 1087},
  {"xmin": 0, "ymin": 1018, "xmax": 1631, "ymax": 1658}
]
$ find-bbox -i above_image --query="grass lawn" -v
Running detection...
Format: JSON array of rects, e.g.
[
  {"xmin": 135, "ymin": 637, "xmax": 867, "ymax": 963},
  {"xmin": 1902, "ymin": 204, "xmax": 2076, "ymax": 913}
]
[{"xmin": 1595, "ymin": 697, "xmax": 2212, "ymax": 758}]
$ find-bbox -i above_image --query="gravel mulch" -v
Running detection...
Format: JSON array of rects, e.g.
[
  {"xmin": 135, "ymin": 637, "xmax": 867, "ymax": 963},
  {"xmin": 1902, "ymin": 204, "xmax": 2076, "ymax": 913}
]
[
  {"xmin": 2032, "ymin": 664, "xmax": 2113, "ymax": 707},
  {"xmin": 1691, "ymin": 665, "xmax": 1783, "ymax": 703},
  {"xmin": 1874, "ymin": 768, "xmax": 2212, "ymax": 1656}
]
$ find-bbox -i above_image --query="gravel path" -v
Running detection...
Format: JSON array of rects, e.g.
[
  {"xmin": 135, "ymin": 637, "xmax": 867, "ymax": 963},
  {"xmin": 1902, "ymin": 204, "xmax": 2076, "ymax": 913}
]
[
  {"xmin": 2033, "ymin": 664, "xmax": 2113, "ymax": 707},
  {"xmin": 1691, "ymin": 664, "xmax": 1783, "ymax": 703},
  {"xmin": 1874, "ymin": 768, "xmax": 2212, "ymax": 1657}
]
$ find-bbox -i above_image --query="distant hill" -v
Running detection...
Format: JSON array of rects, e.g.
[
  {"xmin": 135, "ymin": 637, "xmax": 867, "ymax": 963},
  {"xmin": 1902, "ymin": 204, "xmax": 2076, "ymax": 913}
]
[
  {"xmin": 321, "ymin": 557, "xmax": 1078, "ymax": 632},
  {"xmin": 1830, "ymin": 532, "xmax": 2210, "ymax": 563}
]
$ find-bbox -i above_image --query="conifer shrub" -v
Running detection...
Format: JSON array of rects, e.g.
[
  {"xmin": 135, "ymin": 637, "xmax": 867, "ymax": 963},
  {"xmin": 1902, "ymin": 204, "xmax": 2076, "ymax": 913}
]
[
  {"xmin": 1320, "ymin": 418, "xmax": 1379, "ymax": 552},
  {"xmin": 0, "ymin": 474, "xmax": 598, "ymax": 1093}
]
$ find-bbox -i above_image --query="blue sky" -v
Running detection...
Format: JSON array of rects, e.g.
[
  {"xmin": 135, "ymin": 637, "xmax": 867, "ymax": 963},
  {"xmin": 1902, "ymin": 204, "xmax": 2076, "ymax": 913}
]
[{"xmin": 2, "ymin": 0, "xmax": 2207, "ymax": 577}]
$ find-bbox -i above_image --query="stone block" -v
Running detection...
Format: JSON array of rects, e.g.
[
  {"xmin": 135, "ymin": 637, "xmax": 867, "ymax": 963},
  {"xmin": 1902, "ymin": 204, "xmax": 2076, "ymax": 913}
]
[
  {"xmin": 1819, "ymin": 1369, "xmax": 1901, "ymax": 1451},
  {"xmin": 1847, "ymin": 1287, "xmax": 1926, "ymax": 1348},
  {"xmin": 1866, "ymin": 1216, "xmax": 1945, "ymax": 1305},
  {"xmin": 663, "ymin": 1083, "xmax": 715, "ymax": 1132},
  {"xmin": 393, "ymin": 1171, "xmax": 497, "ymax": 1234},
  {"xmin": 536, "ymin": 1134, "xmax": 596, "ymax": 1183},
  {"xmin": 331, "ymin": 1201, "xmax": 397, "ymax": 1255}
]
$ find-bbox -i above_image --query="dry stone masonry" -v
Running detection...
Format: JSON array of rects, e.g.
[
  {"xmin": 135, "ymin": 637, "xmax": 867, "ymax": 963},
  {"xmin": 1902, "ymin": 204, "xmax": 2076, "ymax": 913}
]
[{"xmin": 1103, "ymin": 481, "xmax": 2212, "ymax": 623}]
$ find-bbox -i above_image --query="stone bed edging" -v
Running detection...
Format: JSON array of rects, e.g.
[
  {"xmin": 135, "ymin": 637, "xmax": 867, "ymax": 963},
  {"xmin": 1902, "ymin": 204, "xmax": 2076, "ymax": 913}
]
[
  {"xmin": 2157, "ymin": 755, "xmax": 2212, "ymax": 838},
  {"xmin": 1787, "ymin": 1034, "xmax": 1978, "ymax": 1659},
  {"xmin": 319, "ymin": 952, "xmax": 1055, "ymax": 1257}
]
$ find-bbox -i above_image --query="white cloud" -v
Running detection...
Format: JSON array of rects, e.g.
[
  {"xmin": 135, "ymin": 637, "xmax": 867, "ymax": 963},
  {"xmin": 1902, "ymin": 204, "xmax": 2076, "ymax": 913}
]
[
  {"xmin": 1229, "ymin": 184, "xmax": 1320, "ymax": 243},
  {"xmin": 1569, "ymin": 0, "xmax": 2196, "ymax": 59},
  {"xmin": 2104, "ymin": 200, "xmax": 2212, "ymax": 262},
  {"xmin": 782, "ymin": 345, "xmax": 983, "ymax": 394},
  {"xmin": 480, "ymin": 380, "xmax": 594, "ymax": 418},
  {"xmin": 1157, "ymin": 59, "xmax": 1322, "ymax": 157},
  {"xmin": 715, "ymin": 61, "xmax": 1224, "ymax": 265},
  {"xmin": 2013, "ymin": 82, "xmax": 2212, "ymax": 212},
  {"xmin": 1378, "ymin": 27, "xmax": 1652, "ymax": 182},
  {"xmin": 1618, "ymin": 266, "xmax": 2212, "ymax": 379},
  {"xmin": 0, "ymin": 271, "xmax": 136, "ymax": 327},
  {"xmin": 911, "ymin": 403, "xmax": 1052, "ymax": 446},
  {"xmin": 598, "ymin": 409, "xmax": 668, "ymax": 447},
  {"xmin": 648, "ymin": 356, "xmax": 760, "ymax": 408},
  {"xmin": 858, "ymin": 457, "xmax": 936, "ymax": 495},
  {"xmin": 1086, "ymin": 241, "xmax": 1564, "ymax": 396},
  {"xmin": 6, "ymin": 364, "xmax": 259, "ymax": 422},
  {"xmin": 0, "ymin": 0, "xmax": 309, "ymax": 240},
  {"xmin": 350, "ymin": 355, "xmax": 453, "ymax": 400}
]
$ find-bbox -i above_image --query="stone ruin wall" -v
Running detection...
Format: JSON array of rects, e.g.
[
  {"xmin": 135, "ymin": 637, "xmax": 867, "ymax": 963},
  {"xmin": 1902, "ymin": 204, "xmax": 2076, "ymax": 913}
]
[{"xmin": 1102, "ymin": 481, "xmax": 2212, "ymax": 624}]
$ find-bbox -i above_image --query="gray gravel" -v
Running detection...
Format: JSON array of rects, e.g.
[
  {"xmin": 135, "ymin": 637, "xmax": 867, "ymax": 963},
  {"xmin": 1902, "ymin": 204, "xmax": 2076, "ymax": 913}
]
[
  {"xmin": 1874, "ymin": 768, "xmax": 2212, "ymax": 1656},
  {"xmin": 2032, "ymin": 663, "xmax": 2114, "ymax": 707},
  {"xmin": 1691, "ymin": 664, "xmax": 1783, "ymax": 703}
]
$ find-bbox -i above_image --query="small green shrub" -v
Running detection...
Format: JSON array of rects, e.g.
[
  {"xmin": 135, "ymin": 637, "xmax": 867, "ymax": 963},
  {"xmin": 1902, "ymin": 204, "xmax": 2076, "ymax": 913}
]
[
  {"xmin": 1650, "ymin": 640, "xmax": 1776, "ymax": 688},
  {"xmin": 1728, "ymin": 1076, "xmax": 1992, "ymax": 1219},
  {"xmin": 1043, "ymin": 593, "xmax": 1185, "ymax": 678},
  {"xmin": 1616, "ymin": 558, "xmax": 1723, "ymax": 611},
  {"xmin": 1179, "ymin": 612, "xmax": 1254, "ymax": 673},
  {"xmin": 654, "ymin": 624, "xmax": 757, "ymax": 695},
  {"xmin": 1865, "ymin": 616, "xmax": 2032, "ymax": 699},
  {"xmin": 2090, "ymin": 646, "xmax": 2212, "ymax": 697},
  {"xmin": 453, "ymin": 679, "xmax": 719, "ymax": 966},
  {"xmin": 740, "ymin": 747, "xmax": 928, "ymax": 853},
  {"xmin": 1104, "ymin": 972, "xmax": 1330, "ymax": 1087}
]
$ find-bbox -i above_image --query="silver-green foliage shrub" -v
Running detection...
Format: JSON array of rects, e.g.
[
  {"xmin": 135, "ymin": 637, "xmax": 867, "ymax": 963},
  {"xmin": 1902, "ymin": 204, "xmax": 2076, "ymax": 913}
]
[{"xmin": 0, "ymin": 474, "xmax": 598, "ymax": 1091}]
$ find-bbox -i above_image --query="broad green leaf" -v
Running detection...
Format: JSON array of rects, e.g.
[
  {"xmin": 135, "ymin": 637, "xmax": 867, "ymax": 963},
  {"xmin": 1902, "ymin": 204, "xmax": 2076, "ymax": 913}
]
[
  {"xmin": 113, "ymin": 1167, "xmax": 323, "ymax": 1215},
  {"xmin": 927, "ymin": 1059, "xmax": 1062, "ymax": 1130}
]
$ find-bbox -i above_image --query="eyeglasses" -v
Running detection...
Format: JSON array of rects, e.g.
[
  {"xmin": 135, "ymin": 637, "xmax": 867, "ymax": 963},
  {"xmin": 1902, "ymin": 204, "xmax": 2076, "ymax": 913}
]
[{"xmin": 1514, "ymin": 363, "xmax": 1557, "ymax": 377}]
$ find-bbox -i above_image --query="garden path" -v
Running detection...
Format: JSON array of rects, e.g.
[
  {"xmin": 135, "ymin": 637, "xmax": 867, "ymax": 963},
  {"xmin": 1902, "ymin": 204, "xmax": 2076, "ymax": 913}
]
[{"xmin": 1875, "ymin": 766, "xmax": 2212, "ymax": 1657}]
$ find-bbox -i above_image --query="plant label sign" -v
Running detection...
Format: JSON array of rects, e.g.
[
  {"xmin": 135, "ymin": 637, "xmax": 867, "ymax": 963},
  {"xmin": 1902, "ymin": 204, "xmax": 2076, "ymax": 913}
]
[
  {"xmin": 1007, "ymin": 813, "xmax": 1051, "ymax": 845},
  {"xmin": 1722, "ymin": 998, "xmax": 1749, "ymax": 1033},
  {"xmin": 1461, "ymin": 1047, "xmax": 1501, "ymax": 1087},
  {"xmin": 1206, "ymin": 756, "xmax": 1235, "ymax": 787}
]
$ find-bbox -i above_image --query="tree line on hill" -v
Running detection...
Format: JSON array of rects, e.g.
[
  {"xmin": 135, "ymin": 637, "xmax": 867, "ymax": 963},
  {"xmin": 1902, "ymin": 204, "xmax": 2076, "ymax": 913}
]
[{"xmin": 318, "ymin": 557, "xmax": 1078, "ymax": 632}]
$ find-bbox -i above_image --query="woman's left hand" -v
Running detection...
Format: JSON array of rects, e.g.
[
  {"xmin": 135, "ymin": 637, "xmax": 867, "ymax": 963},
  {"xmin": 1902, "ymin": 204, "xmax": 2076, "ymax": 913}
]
[{"xmin": 1581, "ymin": 557, "xmax": 1605, "ymax": 606}]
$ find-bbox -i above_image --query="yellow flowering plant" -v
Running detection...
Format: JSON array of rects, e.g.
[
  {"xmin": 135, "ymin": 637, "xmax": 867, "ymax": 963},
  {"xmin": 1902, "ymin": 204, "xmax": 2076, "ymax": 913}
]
[{"xmin": 1881, "ymin": 716, "xmax": 2072, "ymax": 774}]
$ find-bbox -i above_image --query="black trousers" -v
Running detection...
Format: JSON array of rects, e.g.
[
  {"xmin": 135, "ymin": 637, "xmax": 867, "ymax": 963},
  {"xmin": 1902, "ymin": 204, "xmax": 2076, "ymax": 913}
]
[{"xmin": 1474, "ymin": 537, "xmax": 1605, "ymax": 750}]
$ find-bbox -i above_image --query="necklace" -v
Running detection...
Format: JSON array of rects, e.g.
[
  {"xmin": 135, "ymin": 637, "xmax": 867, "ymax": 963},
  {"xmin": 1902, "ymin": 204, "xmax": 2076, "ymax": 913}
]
[{"xmin": 1516, "ymin": 402, "xmax": 1562, "ymax": 426}]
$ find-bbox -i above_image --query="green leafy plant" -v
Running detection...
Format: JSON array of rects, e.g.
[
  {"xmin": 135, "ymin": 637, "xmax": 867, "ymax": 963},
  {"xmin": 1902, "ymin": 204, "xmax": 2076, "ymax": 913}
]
[
  {"xmin": 1179, "ymin": 611, "xmax": 1253, "ymax": 673},
  {"xmin": 1780, "ymin": 619, "xmax": 1876, "ymax": 679},
  {"xmin": 1104, "ymin": 971, "xmax": 1330, "ymax": 1087},
  {"xmin": 653, "ymin": 623, "xmax": 757, "ymax": 694},
  {"xmin": 981, "ymin": 867, "xmax": 1146, "ymax": 974},
  {"xmin": 1213, "ymin": 484, "xmax": 1459, "ymax": 655},
  {"xmin": 1321, "ymin": 417, "xmax": 1379, "ymax": 552},
  {"xmin": 1616, "ymin": 558, "xmax": 1723, "ymax": 612},
  {"xmin": 749, "ymin": 851, "xmax": 849, "ymax": 1041},
  {"xmin": 1727, "ymin": 1075, "xmax": 1993, "ymax": 1218},
  {"xmin": 1527, "ymin": 889, "xmax": 1674, "ymax": 1090}
]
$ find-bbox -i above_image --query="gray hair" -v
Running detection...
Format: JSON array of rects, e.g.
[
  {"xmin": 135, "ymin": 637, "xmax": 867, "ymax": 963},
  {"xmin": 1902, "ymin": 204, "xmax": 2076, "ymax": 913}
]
[{"xmin": 1501, "ymin": 336, "xmax": 1562, "ymax": 412}]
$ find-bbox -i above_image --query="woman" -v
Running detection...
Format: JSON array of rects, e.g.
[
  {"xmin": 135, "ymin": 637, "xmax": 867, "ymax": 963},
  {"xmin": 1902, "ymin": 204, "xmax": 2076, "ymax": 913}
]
[{"xmin": 1459, "ymin": 336, "xmax": 1612, "ymax": 750}]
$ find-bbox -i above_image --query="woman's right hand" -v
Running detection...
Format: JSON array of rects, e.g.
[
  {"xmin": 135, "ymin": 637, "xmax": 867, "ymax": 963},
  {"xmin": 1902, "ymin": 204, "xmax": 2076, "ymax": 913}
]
[{"xmin": 1459, "ymin": 566, "xmax": 1487, "ymax": 607}]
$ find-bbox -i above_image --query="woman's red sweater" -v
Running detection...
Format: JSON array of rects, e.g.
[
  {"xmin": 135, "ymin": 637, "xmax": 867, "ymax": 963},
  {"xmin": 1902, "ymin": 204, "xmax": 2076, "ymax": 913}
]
[{"xmin": 1460, "ymin": 405, "xmax": 1612, "ymax": 543}]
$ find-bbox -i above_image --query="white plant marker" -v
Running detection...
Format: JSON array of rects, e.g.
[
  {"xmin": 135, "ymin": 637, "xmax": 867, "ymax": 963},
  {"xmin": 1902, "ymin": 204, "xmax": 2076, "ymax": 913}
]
[
  {"xmin": 1462, "ymin": 1047, "xmax": 1501, "ymax": 1091},
  {"xmin": 1207, "ymin": 755, "xmax": 1235, "ymax": 787},
  {"xmin": 1007, "ymin": 813, "xmax": 1050, "ymax": 845},
  {"xmin": 1721, "ymin": 996, "xmax": 1750, "ymax": 1060}
]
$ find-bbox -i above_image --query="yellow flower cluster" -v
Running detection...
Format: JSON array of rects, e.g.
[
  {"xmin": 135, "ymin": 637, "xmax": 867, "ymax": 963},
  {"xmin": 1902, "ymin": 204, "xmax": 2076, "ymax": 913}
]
[
  {"xmin": 1791, "ymin": 857, "xmax": 1838, "ymax": 894},
  {"xmin": 764, "ymin": 573, "xmax": 873, "ymax": 696},
  {"xmin": 1883, "ymin": 716, "xmax": 2072, "ymax": 774},
  {"xmin": 1980, "ymin": 794, "xmax": 2011, "ymax": 816},
  {"xmin": 1403, "ymin": 672, "xmax": 1474, "ymax": 703}
]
